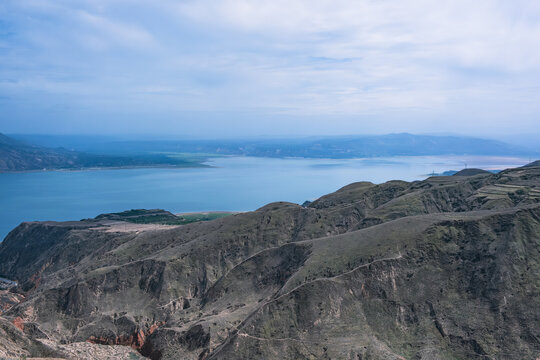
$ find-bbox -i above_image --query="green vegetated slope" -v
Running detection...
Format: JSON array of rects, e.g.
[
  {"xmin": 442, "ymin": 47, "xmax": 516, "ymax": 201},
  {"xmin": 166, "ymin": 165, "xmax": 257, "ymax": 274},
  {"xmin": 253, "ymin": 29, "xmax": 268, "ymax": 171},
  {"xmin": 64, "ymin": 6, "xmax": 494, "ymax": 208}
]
[
  {"xmin": 0, "ymin": 163, "xmax": 539, "ymax": 359},
  {"xmin": 94, "ymin": 209, "xmax": 235, "ymax": 225},
  {"xmin": 0, "ymin": 133, "xmax": 208, "ymax": 172}
]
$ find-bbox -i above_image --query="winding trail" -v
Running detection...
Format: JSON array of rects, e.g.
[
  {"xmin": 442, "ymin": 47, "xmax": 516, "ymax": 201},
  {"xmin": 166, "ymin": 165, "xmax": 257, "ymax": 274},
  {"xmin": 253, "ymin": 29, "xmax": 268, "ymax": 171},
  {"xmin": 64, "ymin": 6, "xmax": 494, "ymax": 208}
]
[
  {"xmin": 209, "ymin": 252, "xmax": 404, "ymax": 357},
  {"xmin": 276, "ymin": 251, "xmax": 403, "ymax": 301}
]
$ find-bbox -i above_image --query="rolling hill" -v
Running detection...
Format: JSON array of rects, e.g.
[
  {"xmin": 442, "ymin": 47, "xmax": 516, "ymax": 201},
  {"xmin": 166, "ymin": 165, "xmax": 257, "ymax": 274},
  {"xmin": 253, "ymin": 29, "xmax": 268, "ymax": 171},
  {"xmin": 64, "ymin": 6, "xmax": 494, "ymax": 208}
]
[{"xmin": 0, "ymin": 162, "xmax": 539, "ymax": 359}]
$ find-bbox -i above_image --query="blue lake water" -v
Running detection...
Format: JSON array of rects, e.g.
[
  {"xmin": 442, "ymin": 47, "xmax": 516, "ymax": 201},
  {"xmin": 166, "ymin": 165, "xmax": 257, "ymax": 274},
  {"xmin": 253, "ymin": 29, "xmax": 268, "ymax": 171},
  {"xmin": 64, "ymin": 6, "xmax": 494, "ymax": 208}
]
[{"xmin": 0, "ymin": 155, "xmax": 530, "ymax": 241}]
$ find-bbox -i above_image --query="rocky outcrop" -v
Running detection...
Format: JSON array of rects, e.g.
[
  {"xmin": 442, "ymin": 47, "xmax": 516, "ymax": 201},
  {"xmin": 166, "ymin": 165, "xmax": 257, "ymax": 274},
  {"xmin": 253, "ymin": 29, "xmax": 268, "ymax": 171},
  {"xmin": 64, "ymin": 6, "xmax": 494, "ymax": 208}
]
[
  {"xmin": 0, "ymin": 317, "xmax": 61, "ymax": 359},
  {"xmin": 453, "ymin": 168, "xmax": 492, "ymax": 176}
]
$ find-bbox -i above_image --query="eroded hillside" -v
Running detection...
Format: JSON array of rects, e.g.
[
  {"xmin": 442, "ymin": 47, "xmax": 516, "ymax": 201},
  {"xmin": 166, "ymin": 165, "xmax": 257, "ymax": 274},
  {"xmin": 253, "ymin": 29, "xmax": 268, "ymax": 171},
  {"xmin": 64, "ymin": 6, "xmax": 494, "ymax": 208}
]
[{"xmin": 0, "ymin": 164, "xmax": 539, "ymax": 359}]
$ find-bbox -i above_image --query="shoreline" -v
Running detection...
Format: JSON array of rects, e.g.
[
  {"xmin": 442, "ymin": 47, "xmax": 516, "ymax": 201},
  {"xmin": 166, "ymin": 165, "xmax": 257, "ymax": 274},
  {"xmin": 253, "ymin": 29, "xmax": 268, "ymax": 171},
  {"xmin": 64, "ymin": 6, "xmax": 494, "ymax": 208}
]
[
  {"xmin": 0, "ymin": 163, "xmax": 214, "ymax": 174},
  {"xmin": 0, "ymin": 155, "xmax": 533, "ymax": 175}
]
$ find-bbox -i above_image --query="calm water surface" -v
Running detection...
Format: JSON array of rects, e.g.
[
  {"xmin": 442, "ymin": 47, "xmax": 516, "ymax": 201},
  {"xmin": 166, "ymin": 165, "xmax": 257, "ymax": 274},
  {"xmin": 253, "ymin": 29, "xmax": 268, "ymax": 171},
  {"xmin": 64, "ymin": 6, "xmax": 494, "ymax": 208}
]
[{"xmin": 0, "ymin": 155, "xmax": 529, "ymax": 240}]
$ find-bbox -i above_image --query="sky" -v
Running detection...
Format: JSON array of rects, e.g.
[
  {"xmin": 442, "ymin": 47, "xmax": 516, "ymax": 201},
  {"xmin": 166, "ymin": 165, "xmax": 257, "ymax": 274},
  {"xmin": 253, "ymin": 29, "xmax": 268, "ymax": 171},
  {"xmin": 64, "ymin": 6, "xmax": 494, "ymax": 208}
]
[{"xmin": 1, "ymin": 0, "xmax": 540, "ymax": 138}]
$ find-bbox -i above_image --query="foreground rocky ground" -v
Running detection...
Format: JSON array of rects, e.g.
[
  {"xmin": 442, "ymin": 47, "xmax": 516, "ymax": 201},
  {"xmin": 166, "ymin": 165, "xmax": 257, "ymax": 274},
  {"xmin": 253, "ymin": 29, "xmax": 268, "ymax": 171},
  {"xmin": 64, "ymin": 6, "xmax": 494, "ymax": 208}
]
[{"xmin": 0, "ymin": 163, "xmax": 539, "ymax": 359}]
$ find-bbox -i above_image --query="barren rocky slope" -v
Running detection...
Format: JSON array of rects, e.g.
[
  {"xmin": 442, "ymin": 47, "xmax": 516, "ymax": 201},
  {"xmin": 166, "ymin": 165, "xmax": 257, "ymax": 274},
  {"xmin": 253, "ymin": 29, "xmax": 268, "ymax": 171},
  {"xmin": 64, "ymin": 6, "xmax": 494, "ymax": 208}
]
[{"xmin": 0, "ymin": 164, "xmax": 539, "ymax": 359}]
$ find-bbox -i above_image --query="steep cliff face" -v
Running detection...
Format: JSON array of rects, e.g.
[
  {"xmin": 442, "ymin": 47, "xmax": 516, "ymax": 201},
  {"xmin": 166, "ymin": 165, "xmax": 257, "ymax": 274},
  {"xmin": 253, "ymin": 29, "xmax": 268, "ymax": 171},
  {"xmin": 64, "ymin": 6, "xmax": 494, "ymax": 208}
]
[{"xmin": 0, "ymin": 165, "xmax": 539, "ymax": 359}]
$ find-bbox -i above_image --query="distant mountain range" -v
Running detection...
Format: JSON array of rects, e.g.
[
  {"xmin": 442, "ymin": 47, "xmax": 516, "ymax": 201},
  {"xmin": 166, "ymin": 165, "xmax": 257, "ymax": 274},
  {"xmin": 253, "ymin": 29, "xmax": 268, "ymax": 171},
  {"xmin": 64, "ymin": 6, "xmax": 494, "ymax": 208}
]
[
  {"xmin": 12, "ymin": 133, "xmax": 538, "ymax": 158},
  {"xmin": 0, "ymin": 133, "xmax": 207, "ymax": 172},
  {"xmin": 2, "ymin": 132, "xmax": 537, "ymax": 172}
]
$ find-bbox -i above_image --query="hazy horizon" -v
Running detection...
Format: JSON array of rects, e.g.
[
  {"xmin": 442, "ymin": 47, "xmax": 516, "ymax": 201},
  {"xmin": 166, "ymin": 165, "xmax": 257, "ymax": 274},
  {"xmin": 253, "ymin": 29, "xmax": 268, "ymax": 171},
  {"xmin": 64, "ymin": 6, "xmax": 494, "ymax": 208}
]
[
  {"xmin": 6, "ymin": 131, "xmax": 540, "ymax": 150},
  {"xmin": 2, "ymin": 1, "xmax": 540, "ymax": 138}
]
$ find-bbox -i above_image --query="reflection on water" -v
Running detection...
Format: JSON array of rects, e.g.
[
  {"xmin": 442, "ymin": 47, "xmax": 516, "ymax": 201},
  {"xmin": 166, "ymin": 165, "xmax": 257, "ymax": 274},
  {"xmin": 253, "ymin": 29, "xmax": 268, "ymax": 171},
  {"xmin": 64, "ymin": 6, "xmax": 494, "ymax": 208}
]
[{"xmin": 0, "ymin": 155, "xmax": 530, "ymax": 241}]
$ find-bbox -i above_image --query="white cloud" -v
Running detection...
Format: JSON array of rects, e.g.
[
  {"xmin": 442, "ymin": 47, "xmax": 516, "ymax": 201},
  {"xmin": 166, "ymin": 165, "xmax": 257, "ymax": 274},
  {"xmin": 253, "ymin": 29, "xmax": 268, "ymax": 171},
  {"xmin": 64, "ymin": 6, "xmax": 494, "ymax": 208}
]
[
  {"xmin": 176, "ymin": 0, "xmax": 540, "ymax": 72},
  {"xmin": 77, "ymin": 11, "xmax": 156, "ymax": 50},
  {"xmin": 1, "ymin": 0, "xmax": 540, "ymax": 136}
]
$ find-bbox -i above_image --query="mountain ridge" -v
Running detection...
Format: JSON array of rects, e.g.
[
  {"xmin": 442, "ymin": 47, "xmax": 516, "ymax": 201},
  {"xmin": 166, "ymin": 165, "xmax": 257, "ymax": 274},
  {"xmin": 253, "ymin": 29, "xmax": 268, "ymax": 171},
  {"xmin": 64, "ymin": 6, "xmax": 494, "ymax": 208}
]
[
  {"xmin": 11, "ymin": 132, "xmax": 537, "ymax": 158},
  {"xmin": 0, "ymin": 164, "xmax": 539, "ymax": 359}
]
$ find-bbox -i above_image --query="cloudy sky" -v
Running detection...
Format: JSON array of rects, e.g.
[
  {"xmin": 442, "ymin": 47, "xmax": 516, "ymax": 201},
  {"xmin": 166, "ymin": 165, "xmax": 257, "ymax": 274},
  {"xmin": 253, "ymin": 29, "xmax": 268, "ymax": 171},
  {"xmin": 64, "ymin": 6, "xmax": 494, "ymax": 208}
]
[{"xmin": 1, "ymin": 0, "xmax": 539, "ymax": 138}]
